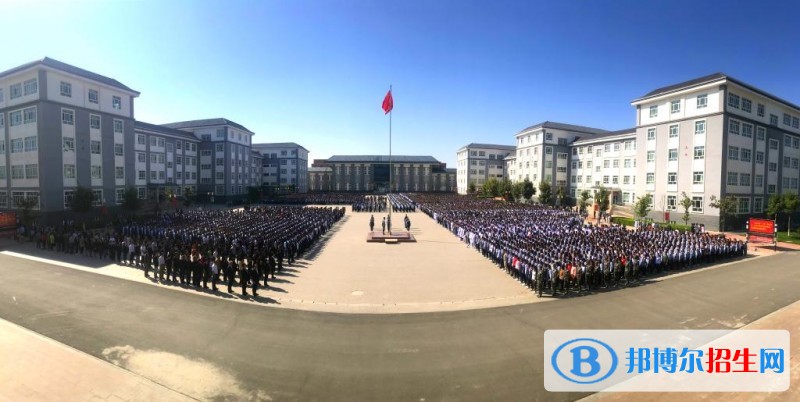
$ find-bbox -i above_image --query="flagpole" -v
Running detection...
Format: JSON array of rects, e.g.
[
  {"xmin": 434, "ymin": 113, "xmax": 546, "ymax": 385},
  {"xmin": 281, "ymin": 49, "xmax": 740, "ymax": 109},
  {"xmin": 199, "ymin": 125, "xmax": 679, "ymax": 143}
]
[{"xmin": 388, "ymin": 84, "xmax": 392, "ymax": 231}]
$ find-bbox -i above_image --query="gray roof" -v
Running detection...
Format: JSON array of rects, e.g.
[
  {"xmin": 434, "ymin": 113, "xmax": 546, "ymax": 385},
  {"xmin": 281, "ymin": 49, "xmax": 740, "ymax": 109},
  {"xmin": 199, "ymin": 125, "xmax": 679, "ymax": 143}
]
[
  {"xmin": 504, "ymin": 154, "xmax": 517, "ymax": 161},
  {"xmin": 162, "ymin": 118, "xmax": 253, "ymax": 133},
  {"xmin": 571, "ymin": 128, "xmax": 636, "ymax": 144},
  {"xmin": 517, "ymin": 121, "xmax": 609, "ymax": 136},
  {"xmin": 0, "ymin": 57, "xmax": 139, "ymax": 94},
  {"xmin": 633, "ymin": 72, "xmax": 800, "ymax": 111},
  {"xmin": 458, "ymin": 143, "xmax": 516, "ymax": 151},
  {"xmin": 252, "ymin": 142, "xmax": 309, "ymax": 152},
  {"xmin": 134, "ymin": 121, "xmax": 198, "ymax": 140},
  {"xmin": 326, "ymin": 155, "xmax": 440, "ymax": 164}
]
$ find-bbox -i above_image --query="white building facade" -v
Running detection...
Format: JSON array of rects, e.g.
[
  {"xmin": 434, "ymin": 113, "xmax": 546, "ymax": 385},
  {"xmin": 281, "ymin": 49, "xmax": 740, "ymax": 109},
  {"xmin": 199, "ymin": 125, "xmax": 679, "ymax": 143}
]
[{"xmin": 455, "ymin": 143, "xmax": 515, "ymax": 194}]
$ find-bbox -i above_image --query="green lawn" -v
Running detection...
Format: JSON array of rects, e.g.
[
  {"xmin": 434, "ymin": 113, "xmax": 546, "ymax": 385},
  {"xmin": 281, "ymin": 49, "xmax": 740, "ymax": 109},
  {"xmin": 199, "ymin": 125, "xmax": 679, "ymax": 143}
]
[{"xmin": 776, "ymin": 232, "xmax": 800, "ymax": 245}]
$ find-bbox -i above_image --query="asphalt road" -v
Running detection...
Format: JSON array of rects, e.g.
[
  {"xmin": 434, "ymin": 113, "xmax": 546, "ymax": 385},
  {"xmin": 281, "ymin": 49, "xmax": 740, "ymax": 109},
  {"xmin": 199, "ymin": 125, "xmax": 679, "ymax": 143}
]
[{"xmin": 0, "ymin": 252, "xmax": 798, "ymax": 401}]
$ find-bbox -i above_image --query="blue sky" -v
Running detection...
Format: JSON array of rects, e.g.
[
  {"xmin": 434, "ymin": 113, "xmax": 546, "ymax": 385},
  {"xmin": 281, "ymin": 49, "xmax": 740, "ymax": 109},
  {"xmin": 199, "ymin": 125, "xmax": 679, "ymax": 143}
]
[{"xmin": 3, "ymin": 0, "xmax": 800, "ymax": 167}]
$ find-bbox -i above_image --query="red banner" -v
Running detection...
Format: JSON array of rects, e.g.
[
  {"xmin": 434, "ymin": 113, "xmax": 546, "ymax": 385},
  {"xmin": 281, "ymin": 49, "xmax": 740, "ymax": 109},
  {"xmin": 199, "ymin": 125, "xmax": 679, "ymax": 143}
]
[
  {"xmin": 749, "ymin": 218, "xmax": 775, "ymax": 236},
  {"xmin": 0, "ymin": 212, "xmax": 17, "ymax": 229},
  {"xmin": 749, "ymin": 234, "xmax": 775, "ymax": 244}
]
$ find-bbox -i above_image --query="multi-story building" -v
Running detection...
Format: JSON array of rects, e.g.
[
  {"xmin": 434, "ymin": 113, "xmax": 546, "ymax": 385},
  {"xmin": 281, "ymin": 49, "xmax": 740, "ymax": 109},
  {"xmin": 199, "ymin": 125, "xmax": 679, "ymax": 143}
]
[
  {"xmin": 511, "ymin": 121, "xmax": 608, "ymax": 193},
  {"xmin": 0, "ymin": 57, "xmax": 139, "ymax": 214},
  {"xmin": 308, "ymin": 167, "xmax": 333, "ymax": 192},
  {"xmin": 569, "ymin": 128, "xmax": 637, "ymax": 204},
  {"xmin": 249, "ymin": 151, "xmax": 263, "ymax": 188},
  {"xmin": 455, "ymin": 143, "xmax": 515, "ymax": 194},
  {"xmin": 251, "ymin": 142, "xmax": 309, "ymax": 193},
  {"xmin": 162, "ymin": 118, "xmax": 254, "ymax": 202},
  {"xmin": 631, "ymin": 72, "xmax": 800, "ymax": 228},
  {"xmin": 132, "ymin": 121, "xmax": 199, "ymax": 202},
  {"xmin": 310, "ymin": 155, "xmax": 456, "ymax": 192}
]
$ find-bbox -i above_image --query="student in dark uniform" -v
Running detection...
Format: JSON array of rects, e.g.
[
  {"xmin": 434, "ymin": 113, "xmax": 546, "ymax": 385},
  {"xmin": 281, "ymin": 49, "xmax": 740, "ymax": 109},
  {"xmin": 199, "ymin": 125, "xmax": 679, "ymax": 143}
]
[
  {"xmin": 239, "ymin": 259, "xmax": 249, "ymax": 296},
  {"xmin": 369, "ymin": 215, "xmax": 375, "ymax": 232},
  {"xmin": 226, "ymin": 258, "xmax": 235, "ymax": 293}
]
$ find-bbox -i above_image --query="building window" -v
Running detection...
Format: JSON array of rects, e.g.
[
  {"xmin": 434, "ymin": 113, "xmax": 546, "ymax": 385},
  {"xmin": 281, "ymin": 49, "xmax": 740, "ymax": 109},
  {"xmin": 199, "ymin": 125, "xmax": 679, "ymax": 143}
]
[
  {"xmin": 91, "ymin": 140, "xmax": 101, "ymax": 154},
  {"xmin": 545, "ymin": 146, "xmax": 552, "ymax": 155},
  {"xmin": 23, "ymin": 107, "xmax": 37, "ymax": 124},
  {"xmin": 769, "ymin": 139, "xmax": 779, "ymax": 150},
  {"xmin": 768, "ymin": 162, "xmax": 777, "ymax": 172},
  {"xmin": 755, "ymin": 175, "xmax": 763, "ymax": 187},
  {"xmin": 696, "ymin": 94, "xmax": 707, "ymax": 109},
  {"xmin": 667, "ymin": 172, "xmax": 677, "ymax": 185},
  {"xmin": 114, "ymin": 143, "xmax": 124, "ymax": 156},
  {"xmin": 115, "ymin": 166, "xmax": 124, "ymax": 179},
  {"xmin": 88, "ymin": 89, "xmax": 99, "ymax": 104},
  {"xmin": 756, "ymin": 127, "xmax": 766, "ymax": 141},
  {"xmin": 693, "ymin": 171, "xmax": 704, "ymax": 184},
  {"xmin": 10, "ymin": 83, "xmax": 22, "ymax": 99},
  {"xmin": 90, "ymin": 114, "xmax": 101, "ymax": 129},
  {"xmin": 668, "ymin": 125, "xmax": 678, "ymax": 138},
  {"xmin": 64, "ymin": 190, "xmax": 74, "ymax": 209},
  {"xmin": 114, "ymin": 119, "xmax": 123, "ymax": 133},
  {"xmin": 64, "ymin": 164, "xmax": 76, "ymax": 179},
  {"xmin": 92, "ymin": 190, "xmax": 103, "ymax": 206},
  {"xmin": 112, "ymin": 96, "xmax": 122, "ymax": 110},
  {"xmin": 62, "ymin": 109, "xmax": 74, "ymax": 125},
  {"xmin": 740, "ymin": 173, "xmax": 751, "ymax": 186},
  {"xmin": 783, "ymin": 113, "xmax": 791, "ymax": 126},
  {"xmin": 24, "ymin": 136, "xmax": 37, "ymax": 152},
  {"xmin": 671, "ymin": 100, "xmax": 680, "ymax": 114},
  {"xmin": 646, "ymin": 151, "xmax": 655, "ymax": 162},
  {"xmin": 691, "ymin": 196, "xmax": 703, "ymax": 213},
  {"xmin": 740, "ymin": 148, "xmax": 751, "ymax": 162},
  {"xmin": 624, "ymin": 159, "xmax": 631, "ymax": 168},
  {"xmin": 770, "ymin": 114, "xmax": 778, "ymax": 126},
  {"xmin": 10, "ymin": 139, "xmax": 23, "ymax": 153},
  {"xmin": 755, "ymin": 151, "xmax": 764, "ymax": 164},
  {"xmin": 727, "ymin": 172, "xmax": 738, "ymax": 185},
  {"xmin": 741, "ymin": 98, "xmax": 752, "ymax": 113},
  {"xmin": 647, "ymin": 128, "xmax": 656, "ymax": 140},
  {"xmin": 741, "ymin": 123, "xmax": 752, "ymax": 138},
  {"xmin": 757, "ymin": 103, "xmax": 765, "ymax": 117},
  {"xmin": 727, "ymin": 93, "xmax": 740, "ymax": 109},
  {"xmin": 25, "ymin": 164, "xmax": 38, "ymax": 179},
  {"xmin": 158, "ymin": 138, "xmax": 165, "ymax": 147},
  {"xmin": 693, "ymin": 146, "xmax": 705, "ymax": 159},
  {"xmin": 768, "ymin": 184, "xmax": 776, "ymax": 194},
  {"xmin": 754, "ymin": 197, "xmax": 763, "ymax": 213},
  {"xmin": 728, "ymin": 146, "xmax": 739, "ymax": 160},
  {"xmin": 646, "ymin": 173, "xmax": 654, "ymax": 184},
  {"xmin": 666, "ymin": 195, "xmax": 676, "ymax": 210},
  {"xmin": 63, "ymin": 137, "xmax": 75, "ymax": 152},
  {"xmin": 738, "ymin": 197, "xmax": 750, "ymax": 214},
  {"xmin": 668, "ymin": 148, "xmax": 678, "ymax": 161},
  {"xmin": 649, "ymin": 105, "xmax": 658, "ymax": 118},
  {"xmin": 215, "ymin": 143, "xmax": 224, "ymax": 152},
  {"xmin": 23, "ymin": 78, "xmax": 38, "ymax": 95},
  {"xmin": 11, "ymin": 165, "xmax": 24, "ymax": 179},
  {"xmin": 729, "ymin": 120, "xmax": 740, "ymax": 135},
  {"xmin": 9, "ymin": 111, "xmax": 21, "ymax": 126},
  {"xmin": 60, "ymin": 81, "xmax": 72, "ymax": 97},
  {"xmin": 695, "ymin": 120, "xmax": 705, "ymax": 135},
  {"xmin": 793, "ymin": 117, "xmax": 800, "ymax": 129},
  {"xmin": 91, "ymin": 165, "xmax": 102, "ymax": 179}
]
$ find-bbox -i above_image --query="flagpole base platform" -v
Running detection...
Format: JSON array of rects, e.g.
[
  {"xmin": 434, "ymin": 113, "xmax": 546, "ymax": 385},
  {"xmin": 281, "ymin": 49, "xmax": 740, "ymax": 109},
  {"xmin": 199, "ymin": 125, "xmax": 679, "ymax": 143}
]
[{"xmin": 367, "ymin": 231, "xmax": 416, "ymax": 243}]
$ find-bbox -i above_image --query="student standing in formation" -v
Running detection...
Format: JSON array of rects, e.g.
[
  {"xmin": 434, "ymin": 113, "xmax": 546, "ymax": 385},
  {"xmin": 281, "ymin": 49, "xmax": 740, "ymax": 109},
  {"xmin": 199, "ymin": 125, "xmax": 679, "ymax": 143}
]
[
  {"xmin": 369, "ymin": 215, "xmax": 375, "ymax": 232},
  {"xmin": 382, "ymin": 218, "xmax": 386, "ymax": 234}
]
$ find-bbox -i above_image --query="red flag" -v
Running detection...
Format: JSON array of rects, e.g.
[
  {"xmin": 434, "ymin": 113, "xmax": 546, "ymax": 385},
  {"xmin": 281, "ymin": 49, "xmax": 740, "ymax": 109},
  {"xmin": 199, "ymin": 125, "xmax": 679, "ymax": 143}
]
[{"xmin": 382, "ymin": 90, "xmax": 393, "ymax": 114}]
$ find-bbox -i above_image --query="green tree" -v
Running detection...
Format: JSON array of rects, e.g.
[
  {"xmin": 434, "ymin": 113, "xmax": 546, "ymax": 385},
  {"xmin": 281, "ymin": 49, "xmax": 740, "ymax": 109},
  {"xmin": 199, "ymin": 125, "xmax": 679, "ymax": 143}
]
[
  {"xmin": 578, "ymin": 190, "xmax": 591, "ymax": 213},
  {"xmin": 782, "ymin": 193, "xmax": 799, "ymax": 236},
  {"xmin": 709, "ymin": 195, "xmax": 738, "ymax": 233},
  {"xmin": 183, "ymin": 187, "xmax": 194, "ymax": 207},
  {"xmin": 121, "ymin": 187, "xmax": 141, "ymax": 213},
  {"xmin": 522, "ymin": 179, "xmax": 535, "ymax": 201},
  {"xmin": 555, "ymin": 185, "xmax": 566, "ymax": 206},
  {"xmin": 247, "ymin": 186, "xmax": 261, "ymax": 204},
  {"xmin": 595, "ymin": 186, "xmax": 611, "ymax": 217},
  {"xmin": 537, "ymin": 181, "xmax": 552, "ymax": 205},
  {"xmin": 467, "ymin": 182, "xmax": 476, "ymax": 195},
  {"xmin": 482, "ymin": 178, "xmax": 501, "ymax": 197},
  {"xmin": 71, "ymin": 186, "xmax": 94, "ymax": 214},
  {"xmin": 511, "ymin": 181, "xmax": 524, "ymax": 202},
  {"xmin": 633, "ymin": 193, "xmax": 653, "ymax": 220},
  {"xmin": 499, "ymin": 179, "xmax": 513, "ymax": 201},
  {"xmin": 679, "ymin": 192, "xmax": 693, "ymax": 226},
  {"xmin": 765, "ymin": 194, "xmax": 784, "ymax": 221},
  {"xmin": 15, "ymin": 197, "xmax": 39, "ymax": 226}
]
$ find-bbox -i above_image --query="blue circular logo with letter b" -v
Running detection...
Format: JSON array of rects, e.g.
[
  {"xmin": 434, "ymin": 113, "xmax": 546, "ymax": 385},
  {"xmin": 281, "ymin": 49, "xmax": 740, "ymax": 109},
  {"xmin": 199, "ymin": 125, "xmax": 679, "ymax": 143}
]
[{"xmin": 551, "ymin": 338, "xmax": 618, "ymax": 384}]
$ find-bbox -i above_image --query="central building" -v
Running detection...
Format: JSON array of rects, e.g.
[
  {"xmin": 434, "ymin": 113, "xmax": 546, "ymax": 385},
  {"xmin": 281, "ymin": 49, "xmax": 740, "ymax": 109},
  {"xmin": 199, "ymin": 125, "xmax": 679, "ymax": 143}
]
[{"xmin": 309, "ymin": 155, "xmax": 456, "ymax": 192}]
